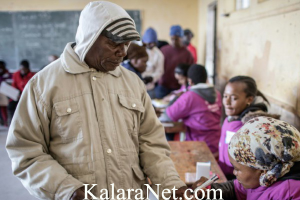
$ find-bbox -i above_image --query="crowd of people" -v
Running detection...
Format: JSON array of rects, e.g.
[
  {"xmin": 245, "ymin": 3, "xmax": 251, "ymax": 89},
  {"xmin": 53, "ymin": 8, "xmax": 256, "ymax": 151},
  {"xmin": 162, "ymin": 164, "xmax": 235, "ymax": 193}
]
[{"xmin": 3, "ymin": 1, "xmax": 300, "ymax": 199}]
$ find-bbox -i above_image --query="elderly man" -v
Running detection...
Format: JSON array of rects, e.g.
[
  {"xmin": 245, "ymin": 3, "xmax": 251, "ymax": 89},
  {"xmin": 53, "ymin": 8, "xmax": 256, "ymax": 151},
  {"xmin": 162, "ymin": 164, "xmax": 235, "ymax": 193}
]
[{"xmin": 6, "ymin": 2, "xmax": 190, "ymax": 200}]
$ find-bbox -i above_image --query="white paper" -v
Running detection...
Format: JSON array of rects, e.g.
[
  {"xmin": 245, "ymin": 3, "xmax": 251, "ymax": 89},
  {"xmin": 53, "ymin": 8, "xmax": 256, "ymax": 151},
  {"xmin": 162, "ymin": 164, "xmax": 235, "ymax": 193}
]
[
  {"xmin": 185, "ymin": 172, "xmax": 197, "ymax": 183},
  {"xmin": 196, "ymin": 162, "xmax": 211, "ymax": 180},
  {"xmin": 161, "ymin": 122, "xmax": 174, "ymax": 127},
  {"xmin": 0, "ymin": 81, "xmax": 20, "ymax": 101},
  {"xmin": 151, "ymin": 99, "xmax": 168, "ymax": 108}
]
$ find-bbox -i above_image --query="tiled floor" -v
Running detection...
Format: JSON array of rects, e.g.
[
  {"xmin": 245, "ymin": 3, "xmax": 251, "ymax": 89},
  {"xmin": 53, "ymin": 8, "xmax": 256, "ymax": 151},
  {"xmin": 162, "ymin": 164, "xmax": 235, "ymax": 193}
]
[{"xmin": 0, "ymin": 126, "xmax": 34, "ymax": 199}]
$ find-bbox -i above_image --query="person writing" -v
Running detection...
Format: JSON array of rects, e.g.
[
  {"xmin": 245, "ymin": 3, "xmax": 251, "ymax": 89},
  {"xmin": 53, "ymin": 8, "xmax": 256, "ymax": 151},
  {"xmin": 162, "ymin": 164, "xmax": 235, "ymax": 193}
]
[
  {"xmin": 164, "ymin": 64, "xmax": 222, "ymax": 153},
  {"xmin": 6, "ymin": 2, "xmax": 189, "ymax": 199},
  {"xmin": 193, "ymin": 117, "xmax": 300, "ymax": 200}
]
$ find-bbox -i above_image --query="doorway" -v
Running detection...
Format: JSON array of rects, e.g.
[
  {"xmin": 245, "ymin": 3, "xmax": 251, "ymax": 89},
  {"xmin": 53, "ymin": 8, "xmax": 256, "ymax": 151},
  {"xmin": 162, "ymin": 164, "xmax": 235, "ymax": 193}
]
[{"xmin": 205, "ymin": 1, "xmax": 217, "ymax": 85}]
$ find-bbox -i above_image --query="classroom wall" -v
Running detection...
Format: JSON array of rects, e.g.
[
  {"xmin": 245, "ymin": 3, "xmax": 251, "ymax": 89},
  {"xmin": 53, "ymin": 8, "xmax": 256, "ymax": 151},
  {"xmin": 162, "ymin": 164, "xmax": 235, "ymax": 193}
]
[
  {"xmin": 198, "ymin": 0, "xmax": 300, "ymax": 129},
  {"xmin": 0, "ymin": 0, "xmax": 199, "ymax": 51}
]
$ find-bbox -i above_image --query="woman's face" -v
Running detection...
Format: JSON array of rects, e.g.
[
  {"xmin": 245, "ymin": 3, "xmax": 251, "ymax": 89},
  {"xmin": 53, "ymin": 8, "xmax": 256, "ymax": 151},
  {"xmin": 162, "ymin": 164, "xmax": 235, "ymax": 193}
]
[
  {"xmin": 223, "ymin": 82, "xmax": 254, "ymax": 116},
  {"xmin": 175, "ymin": 73, "xmax": 187, "ymax": 86},
  {"xmin": 229, "ymin": 154, "xmax": 262, "ymax": 189},
  {"xmin": 131, "ymin": 56, "xmax": 148, "ymax": 73}
]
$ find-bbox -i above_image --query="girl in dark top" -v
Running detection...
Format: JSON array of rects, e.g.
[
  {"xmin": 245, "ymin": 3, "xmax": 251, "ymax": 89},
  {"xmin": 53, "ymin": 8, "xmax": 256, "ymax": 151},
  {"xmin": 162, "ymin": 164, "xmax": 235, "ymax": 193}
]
[{"xmin": 122, "ymin": 43, "xmax": 148, "ymax": 82}]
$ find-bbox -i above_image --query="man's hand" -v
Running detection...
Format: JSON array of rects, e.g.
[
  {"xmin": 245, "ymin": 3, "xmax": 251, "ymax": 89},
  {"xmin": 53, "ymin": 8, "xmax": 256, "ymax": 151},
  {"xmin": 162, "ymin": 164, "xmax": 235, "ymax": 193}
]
[
  {"xmin": 70, "ymin": 187, "xmax": 92, "ymax": 200},
  {"xmin": 191, "ymin": 177, "xmax": 209, "ymax": 199},
  {"xmin": 170, "ymin": 186, "xmax": 195, "ymax": 200}
]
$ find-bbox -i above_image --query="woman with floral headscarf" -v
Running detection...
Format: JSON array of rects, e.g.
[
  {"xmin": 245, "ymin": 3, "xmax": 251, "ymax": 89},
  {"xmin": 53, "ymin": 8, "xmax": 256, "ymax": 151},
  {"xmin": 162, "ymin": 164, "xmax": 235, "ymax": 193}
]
[{"xmin": 192, "ymin": 116, "xmax": 300, "ymax": 200}]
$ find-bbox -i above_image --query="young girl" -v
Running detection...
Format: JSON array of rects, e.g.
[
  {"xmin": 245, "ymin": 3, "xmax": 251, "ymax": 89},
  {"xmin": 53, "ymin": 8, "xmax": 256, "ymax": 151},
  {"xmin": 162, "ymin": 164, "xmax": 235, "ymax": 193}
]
[
  {"xmin": 193, "ymin": 117, "xmax": 300, "ymax": 200},
  {"xmin": 218, "ymin": 76, "xmax": 278, "ymax": 179},
  {"xmin": 165, "ymin": 64, "xmax": 222, "ymax": 153},
  {"xmin": 163, "ymin": 63, "xmax": 190, "ymax": 103},
  {"xmin": 122, "ymin": 43, "xmax": 148, "ymax": 80}
]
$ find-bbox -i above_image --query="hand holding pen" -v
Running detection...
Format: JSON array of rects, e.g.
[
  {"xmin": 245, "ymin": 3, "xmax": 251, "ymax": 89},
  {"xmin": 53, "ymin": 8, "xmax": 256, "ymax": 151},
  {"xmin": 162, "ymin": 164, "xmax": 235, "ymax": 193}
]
[
  {"xmin": 194, "ymin": 174, "xmax": 219, "ymax": 192},
  {"xmin": 191, "ymin": 174, "xmax": 219, "ymax": 199}
]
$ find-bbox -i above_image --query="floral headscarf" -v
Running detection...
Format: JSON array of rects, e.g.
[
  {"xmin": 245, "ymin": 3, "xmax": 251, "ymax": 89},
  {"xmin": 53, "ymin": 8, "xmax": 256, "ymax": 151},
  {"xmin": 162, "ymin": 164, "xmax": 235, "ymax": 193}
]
[{"xmin": 228, "ymin": 116, "xmax": 300, "ymax": 187}]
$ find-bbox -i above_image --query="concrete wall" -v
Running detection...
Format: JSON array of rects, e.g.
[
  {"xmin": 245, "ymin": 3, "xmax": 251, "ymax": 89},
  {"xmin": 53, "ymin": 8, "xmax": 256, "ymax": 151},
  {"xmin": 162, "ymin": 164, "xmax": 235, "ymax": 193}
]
[
  {"xmin": 1, "ymin": 0, "xmax": 299, "ymax": 127},
  {"xmin": 0, "ymin": 0, "xmax": 199, "ymax": 50},
  {"xmin": 198, "ymin": 0, "xmax": 300, "ymax": 129}
]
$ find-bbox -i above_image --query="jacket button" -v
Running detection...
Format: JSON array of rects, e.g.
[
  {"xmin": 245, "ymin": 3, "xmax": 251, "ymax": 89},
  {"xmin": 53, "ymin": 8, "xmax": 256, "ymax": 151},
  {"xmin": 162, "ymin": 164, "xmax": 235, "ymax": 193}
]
[
  {"xmin": 92, "ymin": 76, "xmax": 97, "ymax": 81},
  {"xmin": 66, "ymin": 108, "xmax": 72, "ymax": 113},
  {"xmin": 107, "ymin": 149, "xmax": 112, "ymax": 154},
  {"xmin": 132, "ymin": 103, "xmax": 136, "ymax": 108}
]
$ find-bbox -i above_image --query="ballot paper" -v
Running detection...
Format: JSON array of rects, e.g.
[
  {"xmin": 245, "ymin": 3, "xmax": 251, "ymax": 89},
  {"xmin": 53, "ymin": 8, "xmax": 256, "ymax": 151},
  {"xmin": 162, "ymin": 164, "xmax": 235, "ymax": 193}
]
[
  {"xmin": 196, "ymin": 161, "xmax": 211, "ymax": 180},
  {"xmin": 161, "ymin": 122, "xmax": 174, "ymax": 127},
  {"xmin": 0, "ymin": 81, "xmax": 20, "ymax": 101},
  {"xmin": 151, "ymin": 99, "xmax": 169, "ymax": 108}
]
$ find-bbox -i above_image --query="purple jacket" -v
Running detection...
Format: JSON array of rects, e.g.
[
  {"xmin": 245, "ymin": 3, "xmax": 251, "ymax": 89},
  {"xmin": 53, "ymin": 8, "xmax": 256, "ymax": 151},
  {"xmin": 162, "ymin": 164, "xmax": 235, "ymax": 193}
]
[
  {"xmin": 166, "ymin": 89, "xmax": 222, "ymax": 153},
  {"xmin": 234, "ymin": 179, "xmax": 300, "ymax": 200},
  {"xmin": 218, "ymin": 118, "xmax": 243, "ymax": 176}
]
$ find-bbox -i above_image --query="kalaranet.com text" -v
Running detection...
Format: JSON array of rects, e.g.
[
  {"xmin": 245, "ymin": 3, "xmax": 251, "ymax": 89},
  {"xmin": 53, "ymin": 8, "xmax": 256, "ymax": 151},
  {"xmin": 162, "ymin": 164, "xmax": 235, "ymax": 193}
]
[{"xmin": 83, "ymin": 183, "xmax": 223, "ymax": 200}]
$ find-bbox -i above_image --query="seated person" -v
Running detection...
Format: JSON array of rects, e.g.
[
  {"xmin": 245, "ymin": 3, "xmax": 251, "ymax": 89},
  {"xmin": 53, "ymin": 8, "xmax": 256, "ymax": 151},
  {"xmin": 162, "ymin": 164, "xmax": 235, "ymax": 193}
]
[
  {"xmin": 219, "ymin": 76, "xmax": 279, "ymax": 179},
  {"xmin": 164, "ymin": 64, "xmax": 222, "ymax": 153},
  {"xmin": 193, "ymin": 117, "xmax": 300, "ymax": 200},
  {"xmin": 122, "ymin": 43, "xmax": 148, "ymax": 81}
]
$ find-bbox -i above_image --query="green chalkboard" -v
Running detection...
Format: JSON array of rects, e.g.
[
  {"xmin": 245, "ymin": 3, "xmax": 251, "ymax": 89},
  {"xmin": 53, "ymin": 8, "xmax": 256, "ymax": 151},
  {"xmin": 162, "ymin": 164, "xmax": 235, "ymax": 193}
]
[{"xmin": 0, "ymin": 10, "xmax": 141, "ymax": 71}]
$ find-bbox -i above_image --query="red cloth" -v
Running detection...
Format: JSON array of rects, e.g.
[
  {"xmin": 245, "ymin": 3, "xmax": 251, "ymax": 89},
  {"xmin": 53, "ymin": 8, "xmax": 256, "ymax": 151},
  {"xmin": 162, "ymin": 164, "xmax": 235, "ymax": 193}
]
[
  {"xmin": 187, "ymin": 44, "xmax": 197, "ymax": 63},
  {"xmin": 12, "ymin": 70, "xmax": 35, "ymax": 94},
  {"xmin": 159, "ymin": 45, "xmax": 194, "ymax": 90}
]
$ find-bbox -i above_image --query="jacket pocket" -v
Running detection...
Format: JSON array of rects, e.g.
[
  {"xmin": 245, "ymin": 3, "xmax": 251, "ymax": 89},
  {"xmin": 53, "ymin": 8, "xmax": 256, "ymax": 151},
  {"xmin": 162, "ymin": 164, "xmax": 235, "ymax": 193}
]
[
  {"xmin": 54, "ymin": 98, "xmax": 83, "ymax": 143},
  {"xmin": 118, "ymin": 94, "xmax": 145, "ymax": 151}
]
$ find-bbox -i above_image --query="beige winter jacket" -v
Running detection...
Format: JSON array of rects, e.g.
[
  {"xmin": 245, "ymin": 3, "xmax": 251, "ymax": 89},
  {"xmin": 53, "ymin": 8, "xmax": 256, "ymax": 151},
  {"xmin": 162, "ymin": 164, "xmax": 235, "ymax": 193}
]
[{"xmin": 6, "ymin": 2, "xmax": 185, "ymax": 200}]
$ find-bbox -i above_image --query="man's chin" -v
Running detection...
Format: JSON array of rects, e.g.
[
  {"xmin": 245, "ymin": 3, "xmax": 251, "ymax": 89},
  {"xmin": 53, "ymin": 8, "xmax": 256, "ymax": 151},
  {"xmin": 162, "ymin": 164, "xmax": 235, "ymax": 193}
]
[{"xmin": 101, "ymin": 64, "xmax": 119, "ymax": 72}]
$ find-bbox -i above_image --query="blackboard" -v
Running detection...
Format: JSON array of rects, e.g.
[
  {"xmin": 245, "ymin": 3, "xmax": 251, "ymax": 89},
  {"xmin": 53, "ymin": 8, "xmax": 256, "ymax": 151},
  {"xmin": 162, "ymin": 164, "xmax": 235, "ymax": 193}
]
[{"xmin": 0, "ymin": 10, "xmax": 141, "ymax": 71}]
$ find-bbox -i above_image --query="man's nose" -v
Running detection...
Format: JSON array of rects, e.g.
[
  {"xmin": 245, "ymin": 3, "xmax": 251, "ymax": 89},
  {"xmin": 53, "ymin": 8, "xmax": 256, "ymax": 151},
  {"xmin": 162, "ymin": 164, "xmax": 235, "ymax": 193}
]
[{"xmin": 116, "ymin": 44, "xmax": 127, "ymax": 57}]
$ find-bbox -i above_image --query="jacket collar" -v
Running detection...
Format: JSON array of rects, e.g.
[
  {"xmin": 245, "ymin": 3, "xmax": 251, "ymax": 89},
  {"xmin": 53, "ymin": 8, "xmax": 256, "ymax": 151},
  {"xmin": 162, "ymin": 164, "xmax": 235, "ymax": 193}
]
[{"xmin": 61, "ymin": 42, "xmax": 122, "ymax": 78}]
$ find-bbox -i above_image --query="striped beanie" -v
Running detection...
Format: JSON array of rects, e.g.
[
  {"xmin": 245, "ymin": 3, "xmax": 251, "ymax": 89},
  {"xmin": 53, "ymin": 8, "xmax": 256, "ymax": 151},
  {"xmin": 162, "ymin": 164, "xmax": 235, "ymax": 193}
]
[{"xmin": 101, "ymin": 18, "xmax": 140, "ymax": 43}]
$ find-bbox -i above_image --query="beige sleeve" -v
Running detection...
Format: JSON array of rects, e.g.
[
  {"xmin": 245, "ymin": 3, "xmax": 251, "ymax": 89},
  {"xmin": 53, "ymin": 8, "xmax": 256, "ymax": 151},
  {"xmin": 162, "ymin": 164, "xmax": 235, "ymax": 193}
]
[
  {"xmin": 138, "ymin": 86, "xmax": 186, "ymax": 195},
  {"xmin": 6, "ymin": 79, "xmax": 83, "ymax": 200}
]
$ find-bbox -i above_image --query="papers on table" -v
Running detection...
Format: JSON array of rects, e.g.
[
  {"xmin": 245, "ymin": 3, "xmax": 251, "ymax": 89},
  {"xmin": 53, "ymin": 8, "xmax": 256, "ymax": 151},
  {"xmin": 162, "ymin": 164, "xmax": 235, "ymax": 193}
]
[
  {"xmin": 196, "ymin": 162, "xmax": 211, "ymax": 180},
  {"xmin": 151, "ymin": 99, "xmax": 169, "ymax": 108},
  {"xmin": 0, "ymin": 81, "xmax": 20, "ymax": 101},
  {"xmin": 161, "ymin": 122, "xmax": 174, "ymax": 127}
]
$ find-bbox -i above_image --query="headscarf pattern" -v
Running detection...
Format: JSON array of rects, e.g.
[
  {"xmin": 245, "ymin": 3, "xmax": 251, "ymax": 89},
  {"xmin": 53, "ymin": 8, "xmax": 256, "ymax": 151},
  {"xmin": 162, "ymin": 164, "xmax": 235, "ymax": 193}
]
[{"xmin": 228, "ymin": 116, "xmax": 300, "ymax": 187}]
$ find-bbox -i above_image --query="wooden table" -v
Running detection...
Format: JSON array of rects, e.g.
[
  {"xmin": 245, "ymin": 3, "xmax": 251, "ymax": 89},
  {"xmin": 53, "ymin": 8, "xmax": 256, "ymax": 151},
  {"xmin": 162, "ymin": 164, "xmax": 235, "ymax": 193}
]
[{"xmin": 168, "ymin": 141, "xmax": 227, "ymax": 185}]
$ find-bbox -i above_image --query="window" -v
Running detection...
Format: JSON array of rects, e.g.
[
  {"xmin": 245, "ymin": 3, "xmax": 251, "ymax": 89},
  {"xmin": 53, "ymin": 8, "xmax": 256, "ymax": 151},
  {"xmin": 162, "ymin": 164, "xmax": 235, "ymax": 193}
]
[{"xmin": 236, "ymin": 0, "xmax": 250, "ymax": 10}]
